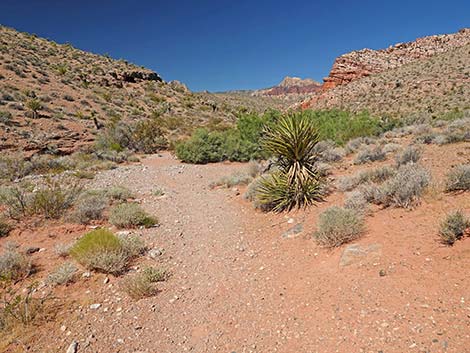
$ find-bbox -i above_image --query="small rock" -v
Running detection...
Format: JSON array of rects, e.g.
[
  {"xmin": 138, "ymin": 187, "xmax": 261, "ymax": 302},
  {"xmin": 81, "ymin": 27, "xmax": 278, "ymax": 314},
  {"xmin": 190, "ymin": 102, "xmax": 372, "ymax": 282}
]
[
  {"xmin": 89, "ymin": 303, "xmax": 101, "ymax": 310},
  {"xmin": 287, "ymin": 218, "xmax": 295, "ymax": 224},
  {"xmin": 149, "ymin": 248, "xmax": 164, "ymax": 258},
  {"xmin": 103, "ymin": 277, "xmax": 109, "ymax": 284},
  {"xmin": 282, "ymin": 223, "xmax": 303, "ymax": 239},
  {"xmin": 379, "ymin": 269, "xmax": 386, "ymax": 277},
  {"xmin": 25, "ymin": 247, "xmax": 40, "ymax": 254},
  {"xmin": 82, "ymin": 272, "xmax": 91, "ymax": 278},
  {"xmin": 66, "ymin": 341, "xmax": 78, "ymax": 353},
  {"xmin": 116, "ymin": 230, "xmax": 131, "ymax": 236}
]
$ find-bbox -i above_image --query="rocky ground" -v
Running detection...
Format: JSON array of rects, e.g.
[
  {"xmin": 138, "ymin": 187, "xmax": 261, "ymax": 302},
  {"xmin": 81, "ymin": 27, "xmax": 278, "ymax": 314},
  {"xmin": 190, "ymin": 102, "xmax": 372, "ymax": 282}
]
[{"xmin": 3, "ymin": 135, "xmax": 468, "ymax": 353}]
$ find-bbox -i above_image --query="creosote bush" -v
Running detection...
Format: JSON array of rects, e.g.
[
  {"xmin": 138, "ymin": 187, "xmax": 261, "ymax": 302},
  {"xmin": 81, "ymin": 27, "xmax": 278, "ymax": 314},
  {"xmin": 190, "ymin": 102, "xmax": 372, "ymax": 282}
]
[
  {"xmin": 438, "ymin": 211, "xmax": 469, "ymax": 245},
  {"xmin": 70, "ymin": 228, "xmax": 145, "ymax": 275},
  {"xmin": 445, "ymin": 164, "xmax": 470, "ymax": 192},
  {"xmin": 313, "ymin": 206, "xmax": 365, "ymax": 247},
  {"xmin": 109, "ymin": 203, "xmax": 157, "ymax": 229}
]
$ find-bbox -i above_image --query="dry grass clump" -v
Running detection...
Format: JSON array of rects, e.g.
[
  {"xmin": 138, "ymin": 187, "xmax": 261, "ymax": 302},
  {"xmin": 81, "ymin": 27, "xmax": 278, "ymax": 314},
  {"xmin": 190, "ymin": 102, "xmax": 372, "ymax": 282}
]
[
  {"xmin": 345, "ymin": 136, "xmax": 376, "ymax": 154},
  {"xmin": 105, "ymin": 186, "xmax": 134, "ymax": 201},
  {"xmin": 395, "ymin": 145, "xmax": 422, "ymax": 167},
  {"xmin": 438, "ymin": 211, "xmax": 469, "ymax": 245},
  {"xmin": 46, "ymin": 262, "xmax": 77, "ymax": 286},
  {"xmin": 122, "ymin": 267, "xmax": 168, "ymax": 300},
  {"xmin": 445, "ymin": 164, "xmax": 470, "ymax": 192},
  {"xmin": 354, "ymin": 146, "xmax": 386, "ymax": 165},
  {"xmin": 314, "ymin": 140, "xmax": 345, "ymax": 162},
  {"xmin": 313, "ymin": 206, "xmax": 365, "ymax": 247},
  {"xmin": 210, "ymin": 173, "xmax": 253, "ymax": 189},
  {"xmin": 109, "ymin": 203, "xmax": 157, "ymax": 228},
  {"xmin": 70, "ymin": 228, "xmax": 145, "ymax": 275},
  {"xmin": 0, "ymin": 243, "xmax": 32, "ymax": 281}
]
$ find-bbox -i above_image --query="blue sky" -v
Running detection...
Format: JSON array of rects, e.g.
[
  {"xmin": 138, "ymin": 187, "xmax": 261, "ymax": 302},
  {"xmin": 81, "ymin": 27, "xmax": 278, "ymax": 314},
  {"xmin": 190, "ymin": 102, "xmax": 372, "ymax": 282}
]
[{"xmin": 0, "ymin": 0, "xmax": 468, "ymax": 91}]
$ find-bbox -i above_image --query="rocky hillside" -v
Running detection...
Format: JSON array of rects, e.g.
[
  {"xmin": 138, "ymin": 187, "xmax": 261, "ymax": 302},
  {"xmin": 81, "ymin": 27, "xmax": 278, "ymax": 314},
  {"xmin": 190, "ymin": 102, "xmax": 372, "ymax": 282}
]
[
  {"xmin": 302, "ymin": 28, "xmax": 470, "ymax": 116},
  {"xmin": 0, "ymin": 26, "xmax": 286, "ymax": 155},
  {"xmin": 322, "ymin": 28, "xmax": 470, "ymax": 89},
  {"xmin": 253, "ymin": 76, "xmax": 321, "ymax": 97}
]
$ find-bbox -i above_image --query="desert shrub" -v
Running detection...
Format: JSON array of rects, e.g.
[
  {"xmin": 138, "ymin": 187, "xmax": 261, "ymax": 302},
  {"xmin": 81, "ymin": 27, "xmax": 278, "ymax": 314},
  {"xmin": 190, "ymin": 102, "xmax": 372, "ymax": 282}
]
[
  {"xmin": 337, "ymin": 165, "xmax": 396, "ymax": 192},
  {"xmin": 354, "ymin": 146, "xmax": 386, "ymax": 165},
  {"xmin": 345, "ymin": 136, "xmax": 377, "ymax": 154},
  {"xmin": 395, "ymin": 145, "xmax": 422, "ymax": 167},
  {"xmin": 302, "ymin": 110, "xmax": 386, "ymax": 145},
  {"xmin": 0, "ymin": 183, "xmax": 34, "ymax": 219},
  {"xmin": 46, "ymin": 262, "xmax": 77, "ymax": 286},
  {"xmin": 344, "ymin": 190, "xmax": 368, "ymax": 214},
  {"xmin": 70, "ymin": 228, "xmax": 144, "ymax": 275},
  {"xmin": 357, "ymin": 183, "xmax": 383, "ymax": 204},
  {"xmin": 72, "ymin": 194, "xmax": 107, "ymax": 224},
  {"xmin": 95, "ymin": 121, "xmax": 133, "ymax": 153},
  {"xmin": 377, "ymin": 164, "xmax": 430, "ymax": 208},
  {"xmin": 105, "ymin": 186, "xmax": 134, "ymax": 201},
  {"xmin": 0, "ymin": 284, "xmax": 53, "ymax": 330},
  {"xmin": 0, "ymin": 244, "xmax": 31, "ymax": 281},
  {"xmin": 314, "ymin": 140, "xmax": 345, "ymax": 162},
  {"xmin": 25, "ymin": 98, "xmax": 41, "ymax": 118},
  {"xmin": 210, "ymin": 173, "xmax": 253, "ymax": 188},
  {"xmin": 131, "ymin": 119, "xmax": 168, "ymax": 153},
  {"xmin": 122, "ymin": 267, "xmax": 166, "ymax": 300},
  {"xmin": 0, "ymin": 217, "xmax": 12, "ymax": 237},
  {"xmin": 0, "ymin": 155, "xmax": 33, "ymax": 181},
  {"xmin": 382, "ymin": 143, "xmax": 401, "ymax": 154},
  {"xmin": 31, "ymin": 178, "xmax": 81, "ymax": 219},
  {"xmin": 438, "ymin": 211, "xmax": 469, "ymax": 245},
  {"xmin": 445, "ymin": 164, "xmax": 470, "ymax": 192},
  {"xmin": 0, "ymin": 110, "xmax": 12, "ymax": 124},
  {"xmin": 54, "ymin": 243, "xmax": 71, "ymax": 258},
  {"xmin": 109, "ymin": 203, "xmax": 157, "ymax": 228},
  {"xmin": 313, "ymin": 206, "xmax": 364, "ymax": 247},
  {"xmin": 255, "ymin": 113, "xmax": 324, "ymax": 212},
  {"xmin": 175, "ymin": 128, "xmax": 226, "ymax": 163}
]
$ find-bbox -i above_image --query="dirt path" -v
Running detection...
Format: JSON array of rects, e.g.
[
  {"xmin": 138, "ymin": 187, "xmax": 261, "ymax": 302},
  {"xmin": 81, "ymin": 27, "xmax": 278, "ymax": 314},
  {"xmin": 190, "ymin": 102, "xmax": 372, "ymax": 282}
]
[{"xmin": 31, "ymin": 151, "xmax": 469, "ymax": 353}]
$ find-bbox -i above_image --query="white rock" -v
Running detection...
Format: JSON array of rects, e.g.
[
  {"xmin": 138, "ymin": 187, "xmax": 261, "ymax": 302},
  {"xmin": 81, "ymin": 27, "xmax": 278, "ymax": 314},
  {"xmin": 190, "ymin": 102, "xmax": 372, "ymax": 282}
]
[
  {"xmin": 66, "ymin": 341, "xmax": 78, "ymax": 353},
  {"xmin": 89, "ymin": 303, "xmax": 101, "ymax": 310}
]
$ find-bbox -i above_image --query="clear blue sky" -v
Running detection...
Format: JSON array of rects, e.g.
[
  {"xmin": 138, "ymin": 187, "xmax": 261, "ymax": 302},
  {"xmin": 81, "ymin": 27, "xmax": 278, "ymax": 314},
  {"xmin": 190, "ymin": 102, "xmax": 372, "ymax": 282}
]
[{"xmin": 0, "ymin": 0, "xmax": 468, "ymax": 92}]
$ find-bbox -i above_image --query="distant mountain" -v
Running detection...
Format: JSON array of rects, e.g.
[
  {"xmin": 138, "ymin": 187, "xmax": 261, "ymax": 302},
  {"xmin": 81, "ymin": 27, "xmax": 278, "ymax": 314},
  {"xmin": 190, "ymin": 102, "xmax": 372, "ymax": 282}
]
[{"xmin": 253, "ymin": 76, "xmax": 322, "ymax": 97}]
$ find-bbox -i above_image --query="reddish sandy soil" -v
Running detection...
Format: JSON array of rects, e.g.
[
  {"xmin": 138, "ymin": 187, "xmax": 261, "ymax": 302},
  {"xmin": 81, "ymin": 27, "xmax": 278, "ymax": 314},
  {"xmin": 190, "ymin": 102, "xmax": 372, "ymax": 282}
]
[{"xmin": 1, "ymin": 141, "xmax": 470, "ymax": 353}]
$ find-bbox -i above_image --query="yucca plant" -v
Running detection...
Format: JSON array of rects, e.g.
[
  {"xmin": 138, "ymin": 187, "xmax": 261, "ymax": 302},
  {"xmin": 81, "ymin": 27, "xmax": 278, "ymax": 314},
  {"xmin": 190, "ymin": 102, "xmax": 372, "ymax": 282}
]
[{"xmin": 256, "ymin": 113, "xmax": 323, "ymax": 212}]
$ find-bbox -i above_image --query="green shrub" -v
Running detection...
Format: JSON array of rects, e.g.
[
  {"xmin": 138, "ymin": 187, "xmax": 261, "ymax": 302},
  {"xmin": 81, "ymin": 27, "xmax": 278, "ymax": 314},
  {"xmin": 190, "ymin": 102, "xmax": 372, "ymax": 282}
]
[
  {"xmin": 0, "ymin": 154, "xmax": 33, "ymax": 181},
  {"xmin": 0, "ymin": 244, "xmax": 31, "ymax": 281},
  {"xmin": 175, "ymin": 128, "xmax": 226, "ymax": 163},
  {"xmin": 109, "ymin": 203, "xmax": 157, "ymax": 228},
  {"xmin": 445, "ymin": 165, "xmax": 470, "ymax": 192},
  {"xmin": 313, "ymin": 206, "xmax": 364, "ymax": 247},
  {"xmin": 395, "ymin": 145, "xmax": 422, "ymax": 167},
  {"xmin": 105, "ymin": 186, "xmax": 134, "ymax": 201},
  {"xmin": 0, "ymin": 183, "xmax": 34, "ymax": 219},
  {"xmin": 70, "ymin": 228, "xmax": 145, "ymax": 274},
  {"xmin": 256, "ymin": 113, "xmax": 324, "ymax": 212},
  {"xmin": 439, "ymin": 211, "xmax": 469, "ymax": 245}
]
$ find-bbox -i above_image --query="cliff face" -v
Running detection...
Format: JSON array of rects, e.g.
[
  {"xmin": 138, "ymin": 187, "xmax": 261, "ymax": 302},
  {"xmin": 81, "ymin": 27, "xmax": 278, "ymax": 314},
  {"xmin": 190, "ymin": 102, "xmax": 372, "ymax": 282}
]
[{"xmin": 322, "ymin": 28, "xmax": 470, "ymax": 89}]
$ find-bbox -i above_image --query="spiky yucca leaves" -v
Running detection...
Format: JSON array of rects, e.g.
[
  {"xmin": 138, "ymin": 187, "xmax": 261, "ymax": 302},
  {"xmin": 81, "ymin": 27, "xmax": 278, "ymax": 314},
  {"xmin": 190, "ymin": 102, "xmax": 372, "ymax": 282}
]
[{"xmin": 257, "ymin": 114, "xmax": 323, "ymax": 212}]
